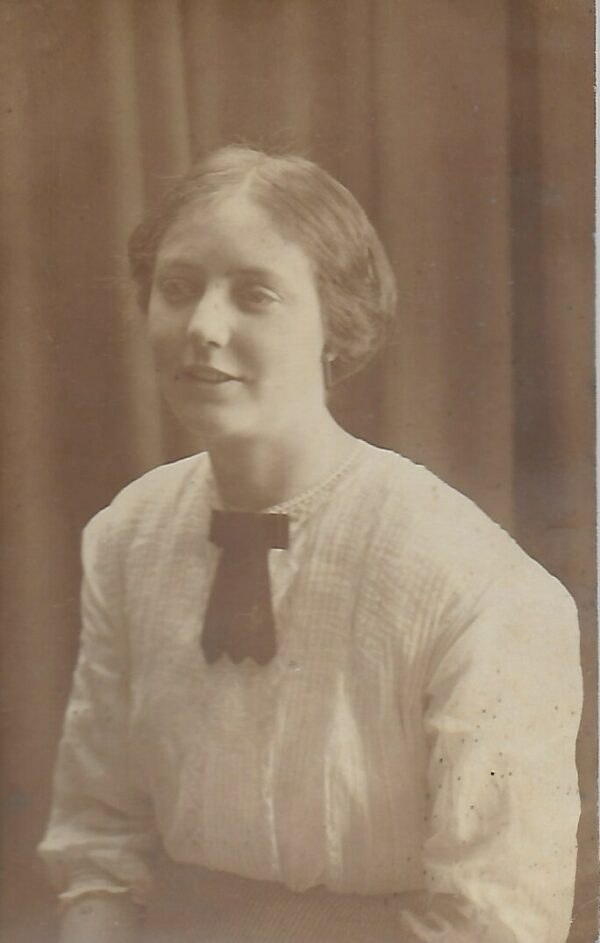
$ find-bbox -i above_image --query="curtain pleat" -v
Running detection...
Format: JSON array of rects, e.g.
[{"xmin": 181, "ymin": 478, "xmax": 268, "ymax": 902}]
[
  {"xmin": 93, "ymin": 0, "xmax": 165, "ymax": 471},
  {"xmin": 506, "ymin": 7, "xmax": 596, "ymax": 939},
  {"xmin": 0, "ymin": 3, "xmax": 594, "ymax": 941},
  {"xmin": 182, "ymin": 0, "xmax": 224, "ymax": 153},
  {"xmin": 372, "ymin": 1, "xmax": 515, "ymax": 529}
]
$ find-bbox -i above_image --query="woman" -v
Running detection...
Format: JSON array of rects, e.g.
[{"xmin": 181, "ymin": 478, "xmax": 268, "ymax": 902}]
[{"xmin": 39, "ymin": 146, "xmax": 582, "ymax": 943}]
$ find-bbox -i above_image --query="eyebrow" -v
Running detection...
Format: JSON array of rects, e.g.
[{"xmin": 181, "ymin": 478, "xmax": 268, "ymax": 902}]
[
  {"xmin": 155, "ymin": 260, "xmax": 286, "ymax": 288},
  {"xmin": 232, "ymin": 267, "xmax": 283, "ymax": 284},
  {"xmin": 155, "ymin": 260, "xmax": 279, "ymax": 277},
  {"xmin": 154, "ymin": 258, "xmax": 200, "ymax": 276}
]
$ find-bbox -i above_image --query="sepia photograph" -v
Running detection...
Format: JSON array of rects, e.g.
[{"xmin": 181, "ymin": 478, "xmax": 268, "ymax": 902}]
[{"xmin": 1, "ymin": 2, "xmax": 596, "ymax": 942}]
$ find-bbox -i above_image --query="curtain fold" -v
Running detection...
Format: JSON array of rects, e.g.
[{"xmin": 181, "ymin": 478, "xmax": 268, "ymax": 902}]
[
  {"xmin": 373, "ymin": 1, "xmax": 515, "ymax": 528},
  {"xmin": 1, "ymin": 2, "xmax": 594, "ymax": 941}
]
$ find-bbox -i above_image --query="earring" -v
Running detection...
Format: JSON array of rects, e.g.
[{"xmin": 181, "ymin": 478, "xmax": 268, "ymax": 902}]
[{"xmin": 322, "ymin": 352, "xmax": 334, "ymax": 389}]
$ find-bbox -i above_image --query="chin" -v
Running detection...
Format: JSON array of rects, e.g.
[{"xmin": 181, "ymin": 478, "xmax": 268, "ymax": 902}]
[{"xmin": 173, "ymin": 403, "xmax": 252, "ymax": 442}]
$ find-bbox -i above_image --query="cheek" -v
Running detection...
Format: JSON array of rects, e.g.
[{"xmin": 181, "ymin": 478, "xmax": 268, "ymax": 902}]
[
  {"xmin": 147, "ymin": 310, "xmax": 182, "ymax": 364},
  {"xmin": 288, "ymin": 313, "xmax": 326, "ymax": 370},
  {"xmin": 246, "ymin": 329, "xmax": 321, "ymax": 377},
  {"xmin": 263, "ymin": 297, "xmax": 325, "ymax": 359},
  {"xmin": 262, "ymin": 335, "xmax": 324, "ymax": 388}
]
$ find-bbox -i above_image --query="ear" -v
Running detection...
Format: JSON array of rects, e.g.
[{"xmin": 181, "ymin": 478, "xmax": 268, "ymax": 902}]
[{"xmin": 321, "ymin": 349, "xmax": 335, "ymax": 389}]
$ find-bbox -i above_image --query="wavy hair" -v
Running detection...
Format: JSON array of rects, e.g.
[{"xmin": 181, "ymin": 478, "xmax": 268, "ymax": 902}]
[{"xmin": 128, "ymin": 145, "xmax": 397, "ymax": 382}]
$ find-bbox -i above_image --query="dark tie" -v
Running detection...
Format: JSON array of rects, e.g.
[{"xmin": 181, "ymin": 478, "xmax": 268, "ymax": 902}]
[{"xmin": 202, "ymin": 510, "xmax": 290, "ymax": 665}]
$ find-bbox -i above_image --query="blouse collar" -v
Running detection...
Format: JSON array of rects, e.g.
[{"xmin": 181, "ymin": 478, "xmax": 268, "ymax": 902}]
[{"xmin": 206, "ymin": 439, "xmax": 366, "ymax": 525}]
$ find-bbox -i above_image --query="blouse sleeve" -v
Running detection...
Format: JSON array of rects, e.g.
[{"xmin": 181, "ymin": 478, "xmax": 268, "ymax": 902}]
[
  {"xmin": 398, "ymin": 563, "xmax": 582, "ymax": 943},
  {"xmin": 38, "ymin": 509, "xmax": 158, "ymax": 907}
]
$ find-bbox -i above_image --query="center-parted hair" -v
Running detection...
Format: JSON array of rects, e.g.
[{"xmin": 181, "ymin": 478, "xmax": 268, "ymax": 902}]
[{"xmin": 128, "ymin": 145, "xmax": 397, "ymax": 382}]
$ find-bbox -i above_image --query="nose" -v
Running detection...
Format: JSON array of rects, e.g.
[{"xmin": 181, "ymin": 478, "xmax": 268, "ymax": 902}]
[{"xmin": 186, "ymin": 285, "xmax": 231, "ymax": 349}]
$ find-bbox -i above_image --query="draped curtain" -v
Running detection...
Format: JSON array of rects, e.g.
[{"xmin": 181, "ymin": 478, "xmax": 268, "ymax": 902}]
[{"xmin": 1, "ymin": 2, "xmax": 595, "ymax": 941}]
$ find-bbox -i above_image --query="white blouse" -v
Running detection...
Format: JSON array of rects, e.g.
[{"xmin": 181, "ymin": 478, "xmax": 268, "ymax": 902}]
[{"xmin": 38, "ymin": 441, "xmax": 582, "ymax": 943}]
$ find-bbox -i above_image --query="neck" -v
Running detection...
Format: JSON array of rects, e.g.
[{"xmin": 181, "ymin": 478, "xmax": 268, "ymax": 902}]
[{"xmin": 208, "ymin": 413, "xmax": 356, "ymax": 511}]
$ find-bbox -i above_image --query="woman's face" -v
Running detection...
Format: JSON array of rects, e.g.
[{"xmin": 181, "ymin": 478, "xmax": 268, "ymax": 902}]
[{"xmin": 148, "ymin": 192, "xmax": 327, "ymax": 442}]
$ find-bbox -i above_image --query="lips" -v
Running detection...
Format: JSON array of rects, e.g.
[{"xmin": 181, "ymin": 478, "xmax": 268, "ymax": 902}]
[{"xmin": 181, "ymin": 365, "xmax": 239, "ymax": 384}]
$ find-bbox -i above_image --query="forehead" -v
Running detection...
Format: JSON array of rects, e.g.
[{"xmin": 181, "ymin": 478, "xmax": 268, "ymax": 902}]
[{"xmin": 157, "ymin": 192, "xmax": 314, "ymax": 274}]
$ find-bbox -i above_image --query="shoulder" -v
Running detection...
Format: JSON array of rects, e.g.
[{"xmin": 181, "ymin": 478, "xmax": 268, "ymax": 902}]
[
  {"xmin": 352, "ymin": 441, "xmax": 506, "ymax": 552},
  {"xmin": 82, "ymin": 453, "xmax": 210, "ymax": 554},
  {"xmin": 352, "ymin": 442, "xmax": 575, "ymax": 613}
]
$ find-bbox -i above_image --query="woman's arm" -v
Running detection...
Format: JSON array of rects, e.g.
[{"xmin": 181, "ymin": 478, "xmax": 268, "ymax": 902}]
[
  {"xmin": 39, "ymin": 509, "xmax": 157, "ymax": 915},
  {"xmin": 399, "ymin": 565, "xmax": 582, "ymax": 943},
  {"xmin": 58, "ymin": 894, "xmax": 141, "ymax": 943}
]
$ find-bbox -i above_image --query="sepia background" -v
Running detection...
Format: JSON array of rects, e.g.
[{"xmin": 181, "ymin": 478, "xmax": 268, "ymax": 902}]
[{"xmin": 0, "ymin": 2, "xmax": 595, "ymax": 941}]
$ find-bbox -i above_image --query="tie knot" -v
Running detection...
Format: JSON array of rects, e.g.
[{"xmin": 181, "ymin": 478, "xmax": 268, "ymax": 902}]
[{"xmin": 209, "ymin": 510, "xmax": 289, "ymax": 553}]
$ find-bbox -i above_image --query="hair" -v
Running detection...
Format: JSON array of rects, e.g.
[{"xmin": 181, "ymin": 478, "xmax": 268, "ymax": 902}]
[{"xmin": 128, "ymin": 145, "xmax": 397, "ymax": 382}]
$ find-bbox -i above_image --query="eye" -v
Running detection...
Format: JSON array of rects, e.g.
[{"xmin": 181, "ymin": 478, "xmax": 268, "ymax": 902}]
[
  {"xmin": 234, "ymin": 281, "xmax": 280, "ymax": 310},
  {"xmin": 155, "ymin": 276, "xmax": 198, "ymax": 305}
]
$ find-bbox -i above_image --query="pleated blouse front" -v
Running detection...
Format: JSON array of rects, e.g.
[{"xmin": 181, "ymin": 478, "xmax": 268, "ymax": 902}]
[{"xmin": 38, "ymin": 441, "xmax": 582, "ymax": 943}]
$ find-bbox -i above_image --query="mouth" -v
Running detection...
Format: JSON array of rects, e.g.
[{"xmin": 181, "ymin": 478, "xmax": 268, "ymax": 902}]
[{"xmin": 180, "ymin": 366, "xmax": 240, "ymax": 385}]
